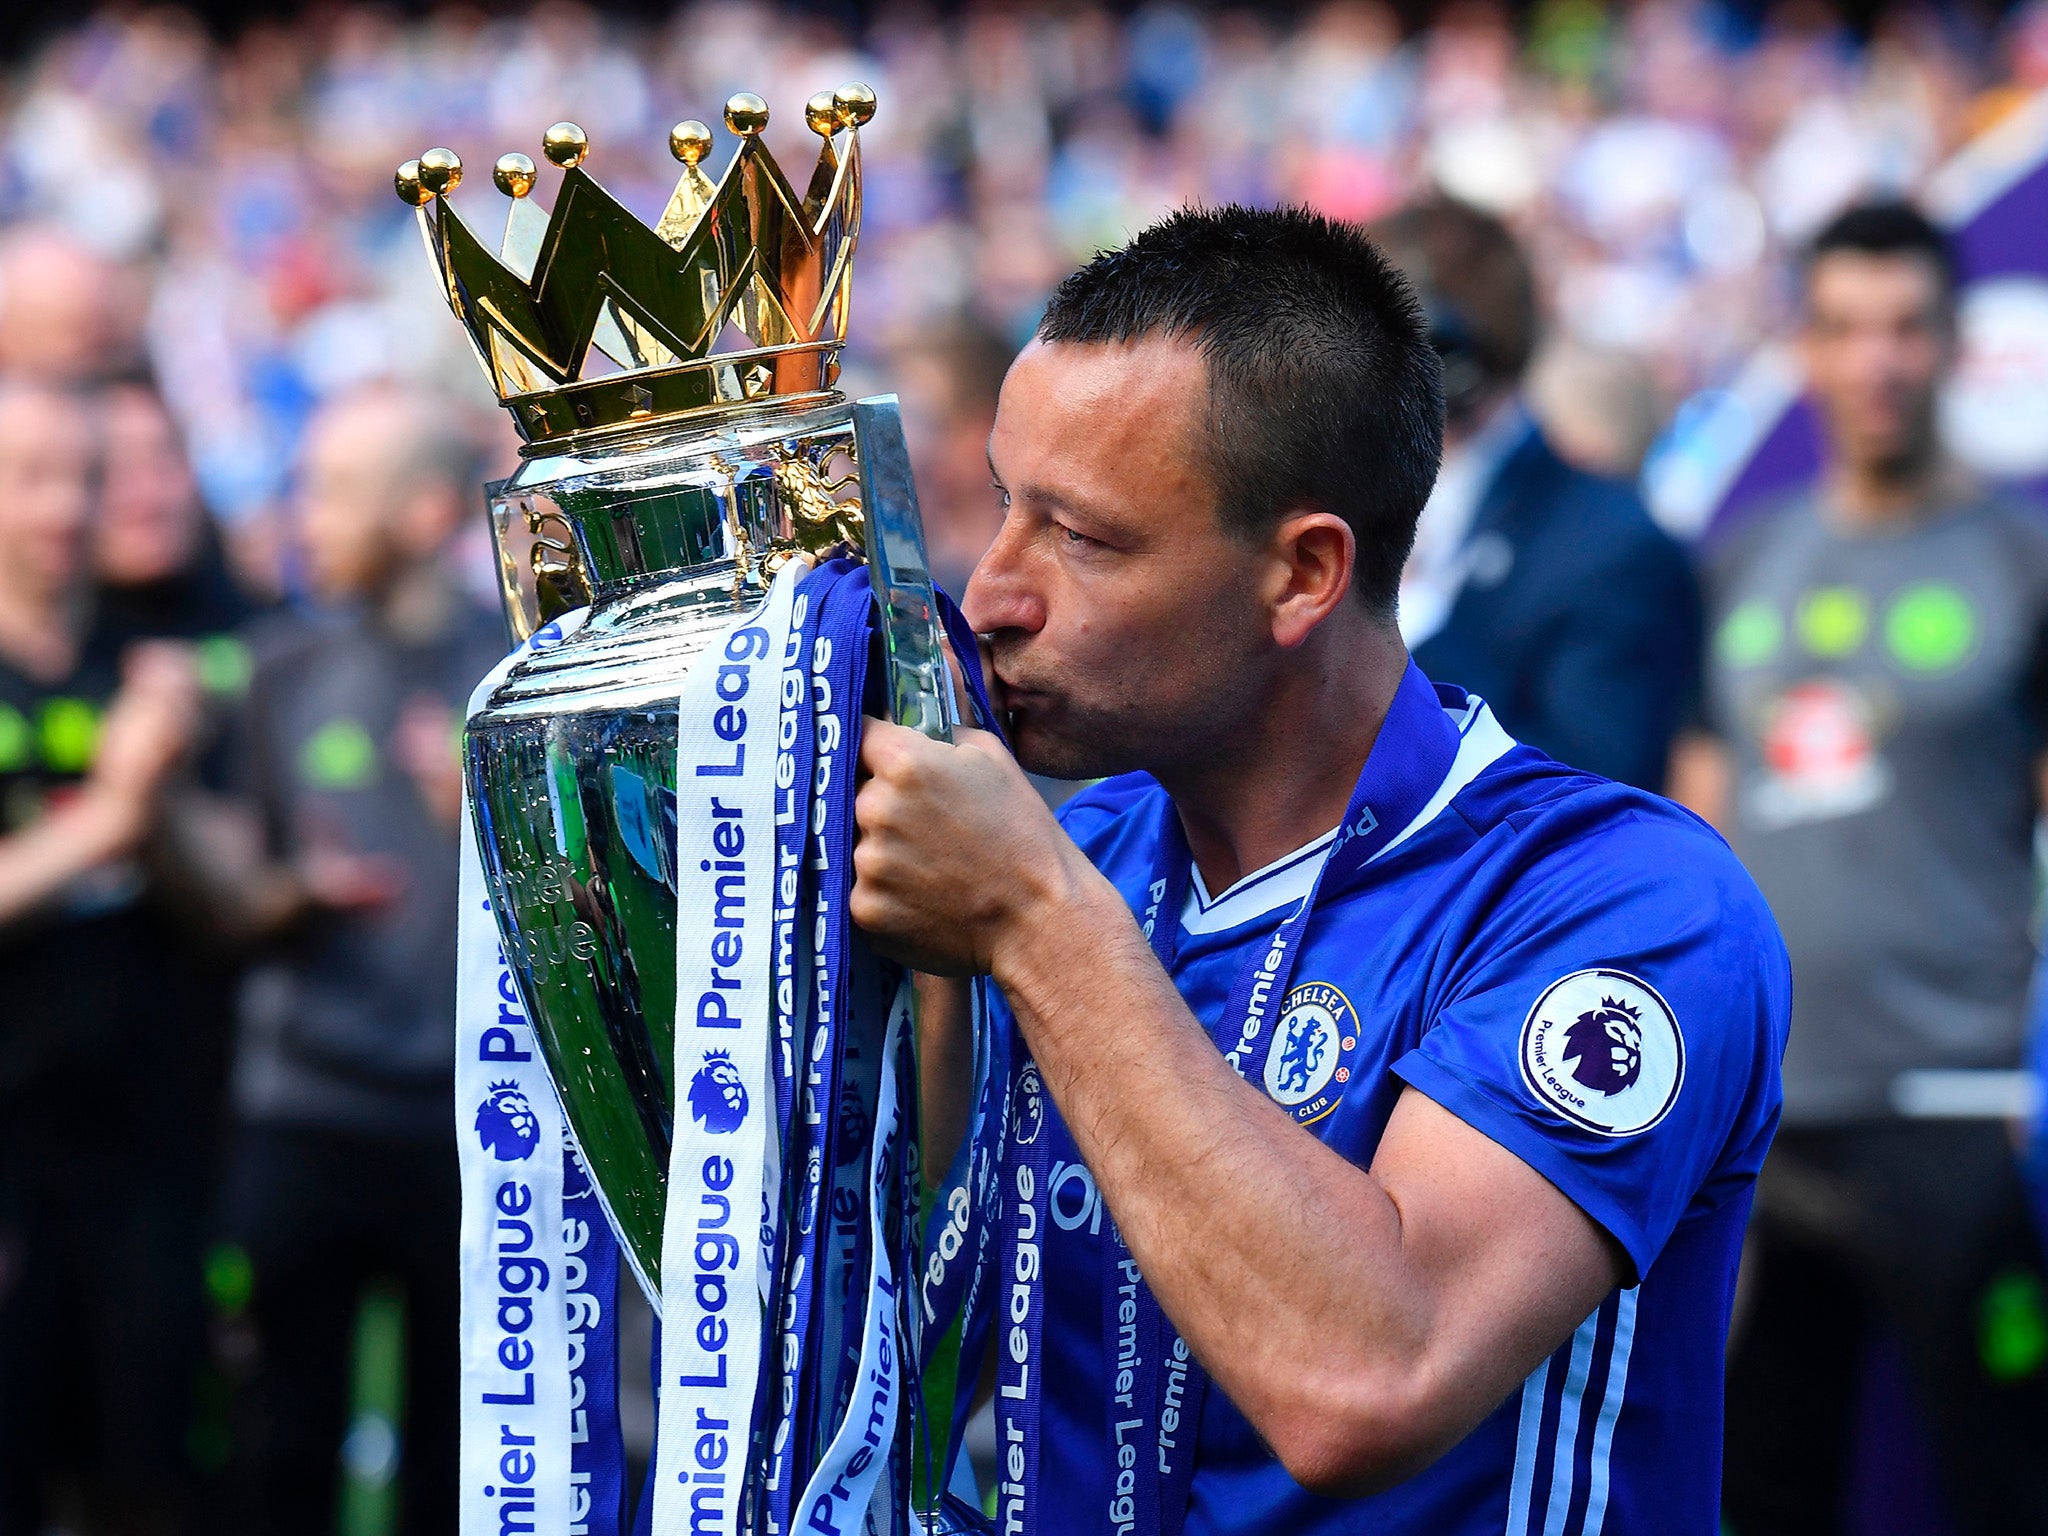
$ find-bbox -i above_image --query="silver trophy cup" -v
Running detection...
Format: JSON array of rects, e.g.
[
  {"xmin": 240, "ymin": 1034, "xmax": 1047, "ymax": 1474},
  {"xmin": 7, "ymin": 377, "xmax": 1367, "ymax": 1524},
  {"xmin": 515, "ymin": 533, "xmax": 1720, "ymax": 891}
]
[{"xmin": 465, "ymin": 393, "xmax": 950, "ymax": 1302}]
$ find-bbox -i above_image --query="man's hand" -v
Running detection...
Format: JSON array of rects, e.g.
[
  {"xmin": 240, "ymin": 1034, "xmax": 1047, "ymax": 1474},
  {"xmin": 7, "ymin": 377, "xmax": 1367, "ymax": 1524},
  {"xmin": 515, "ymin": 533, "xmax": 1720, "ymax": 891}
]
[
  {"xmin": 850, "ymin": 719, "xmax": 1080, "ymax": 976},
  {"xmin": 76, "ymin": 641, "xmax": 199, "ymax": 856},
  {"xmin": 93, "ymin": 642, "xmax": 198, "ymax": 794},
  {"xmin": 0, "ymin": 643, "xmax": 198, "ymax": 927}
]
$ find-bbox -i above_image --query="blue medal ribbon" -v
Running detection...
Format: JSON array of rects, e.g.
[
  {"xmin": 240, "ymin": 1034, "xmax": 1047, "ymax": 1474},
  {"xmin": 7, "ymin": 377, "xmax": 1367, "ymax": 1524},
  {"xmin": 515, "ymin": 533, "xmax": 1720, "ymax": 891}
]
[
  {"xmin": 1135, "ymin": 660, "xmax": 1459, "ymax": 1535},
  {"xmin": 768, "ymin": 561, "xmax": 880, "ymax": 1516},
  {"xmin": 902, "ymin": 598, "xmax": 1008, "ymax": 1515},
  {"xmin": 808, "ymin": 567, "xmax": 886, "ymax": 1467},
  {"xmin": 626, "ymin": 573, "xmax": 1008, "ymax": 1534},
  {"xmin": 761, "ymin": 559, "xmax": 839, "ymax": 1533},
  {"xmin": 565, "ymin": 1146, "xmax": 626, "ymax": 1536},
  {"xmin": 994, "ymin": 1049, "xmax": 1051, "ymax": 1536}
]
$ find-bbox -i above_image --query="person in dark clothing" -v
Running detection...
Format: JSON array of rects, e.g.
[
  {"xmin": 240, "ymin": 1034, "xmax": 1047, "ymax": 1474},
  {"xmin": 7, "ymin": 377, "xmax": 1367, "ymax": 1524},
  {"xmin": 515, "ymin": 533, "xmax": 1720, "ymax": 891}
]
[
  {"xmin": 1674, "ymin": 202, "xmax": 2048, "ymax": 1536},
  {"xmin": 1374, "ymin": 198, "xmax": 1700, "ymax": 792},
  {"xmin": 94, "ymin": 377, "xmax": 257, "ymax": 654},
  {"xmin": 90, "ymin": 376, "xmax": 264, "ymax": 1204},
  {"xmin": 0, "ymin": 378, "xmax": 205, "ymax": 1536},
  {"xmin": 202, "ymin": 383, "xmax": 505, "ymax": 1535}
]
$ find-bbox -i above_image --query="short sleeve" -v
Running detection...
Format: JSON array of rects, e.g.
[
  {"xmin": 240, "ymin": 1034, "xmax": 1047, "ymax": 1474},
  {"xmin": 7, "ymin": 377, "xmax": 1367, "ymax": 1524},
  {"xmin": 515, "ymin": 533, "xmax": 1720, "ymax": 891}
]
[{"xmin": 1391, "ymin": 810, "xmax": 1789, "ymax": 1280}]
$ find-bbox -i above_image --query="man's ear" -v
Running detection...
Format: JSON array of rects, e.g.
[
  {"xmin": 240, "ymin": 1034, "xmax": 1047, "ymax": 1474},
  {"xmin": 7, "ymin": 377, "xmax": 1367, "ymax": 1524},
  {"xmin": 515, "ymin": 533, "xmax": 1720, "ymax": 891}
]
[{"xmin": 1268, "ymin": 511, "xmax": 1355, "ymax": 649}]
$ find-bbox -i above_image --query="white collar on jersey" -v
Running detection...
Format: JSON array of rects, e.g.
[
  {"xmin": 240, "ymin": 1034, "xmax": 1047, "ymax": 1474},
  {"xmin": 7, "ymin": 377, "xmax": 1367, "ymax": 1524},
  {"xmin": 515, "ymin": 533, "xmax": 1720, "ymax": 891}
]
[{"xmin": 1180, "ymin": 693, "xmax": 1516, "ymax": 936}]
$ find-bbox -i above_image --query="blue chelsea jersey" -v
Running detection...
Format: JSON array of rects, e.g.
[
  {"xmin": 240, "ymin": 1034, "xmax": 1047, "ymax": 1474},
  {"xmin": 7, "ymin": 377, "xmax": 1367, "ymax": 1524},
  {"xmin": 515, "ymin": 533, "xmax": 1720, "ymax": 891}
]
[{"xmin": 995, "ymin": 687, "xmax": 1790, "ymax": 1536}]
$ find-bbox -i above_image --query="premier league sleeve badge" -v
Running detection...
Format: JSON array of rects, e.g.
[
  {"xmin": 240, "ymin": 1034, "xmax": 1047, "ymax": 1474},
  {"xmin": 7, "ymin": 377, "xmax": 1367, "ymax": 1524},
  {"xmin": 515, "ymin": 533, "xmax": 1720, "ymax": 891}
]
[{"xmin": 1519, "ymin": 969, "xmax": 1685, "ymax": 1137}]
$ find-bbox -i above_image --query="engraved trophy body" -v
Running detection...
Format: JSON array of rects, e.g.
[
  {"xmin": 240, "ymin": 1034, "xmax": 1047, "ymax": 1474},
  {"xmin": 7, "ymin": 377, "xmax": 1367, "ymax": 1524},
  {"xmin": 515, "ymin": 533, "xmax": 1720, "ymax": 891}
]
[
  {"xmin": 466, "ymin": 402, "xmax": 856, "ymax": 1302},
  {"xmin": 397, "ymin": 90, "xmax": 953, "ymax": 1307}
]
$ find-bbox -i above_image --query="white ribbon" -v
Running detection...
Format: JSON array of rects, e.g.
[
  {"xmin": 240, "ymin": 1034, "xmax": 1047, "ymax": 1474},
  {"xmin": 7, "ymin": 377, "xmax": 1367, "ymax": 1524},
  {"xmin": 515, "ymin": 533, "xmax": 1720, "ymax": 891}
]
[
  {"xmin": 654, "ymin": 564, "xmax": 805, "ymax": 1536},
  {"xmin": 457, "ymin": 612, "xmax": 590, "ymax": 1536}
]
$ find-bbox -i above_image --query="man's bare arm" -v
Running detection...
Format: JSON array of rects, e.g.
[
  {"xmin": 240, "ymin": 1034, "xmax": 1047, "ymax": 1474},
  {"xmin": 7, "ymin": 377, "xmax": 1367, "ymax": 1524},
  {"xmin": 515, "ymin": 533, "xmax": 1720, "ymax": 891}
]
[
  {"xmin": 0, "ymin": 643, "xmax": 197, "ymax": 928},
  {"xmin": 853, "ymin": 721, "xmax": 1625, "ymax": 1494},
  {"xmin": 0, "ymin": 791, "xmax": 145, "ymax": 926}
]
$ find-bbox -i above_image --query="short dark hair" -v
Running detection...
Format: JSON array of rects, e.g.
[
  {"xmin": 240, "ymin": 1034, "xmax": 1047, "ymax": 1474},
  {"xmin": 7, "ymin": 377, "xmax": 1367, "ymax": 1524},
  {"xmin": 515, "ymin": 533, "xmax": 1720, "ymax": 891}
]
[
  {"xmin": 1036, "ymin": 205, "xmax": 1444, "ymax": 619},
  {"xmin": 1805, "ymin": 199, "xmax": 1957, "ymax": 299}
]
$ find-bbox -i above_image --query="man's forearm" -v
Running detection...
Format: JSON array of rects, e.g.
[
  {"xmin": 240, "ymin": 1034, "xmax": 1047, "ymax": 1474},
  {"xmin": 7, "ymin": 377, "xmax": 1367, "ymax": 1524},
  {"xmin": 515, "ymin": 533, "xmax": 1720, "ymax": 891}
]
[
  {"xmin": 0, "ymin": 792, "xmax": 141, "ymax": 928},
  {"xmin": 989, "ymin": 869, "xmax": 1436, "ymax": 1487}
]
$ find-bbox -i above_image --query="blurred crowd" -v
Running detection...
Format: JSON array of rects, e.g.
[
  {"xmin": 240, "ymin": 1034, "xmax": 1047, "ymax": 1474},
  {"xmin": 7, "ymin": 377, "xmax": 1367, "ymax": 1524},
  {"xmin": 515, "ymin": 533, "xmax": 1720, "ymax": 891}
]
[
  {"xmin": 0, "ymin": 1, "xmax": 2047, "ymax": 1534},
  {"xmin": 2, "ymin": 0, "xmax": 2045, "ymax": 587}
]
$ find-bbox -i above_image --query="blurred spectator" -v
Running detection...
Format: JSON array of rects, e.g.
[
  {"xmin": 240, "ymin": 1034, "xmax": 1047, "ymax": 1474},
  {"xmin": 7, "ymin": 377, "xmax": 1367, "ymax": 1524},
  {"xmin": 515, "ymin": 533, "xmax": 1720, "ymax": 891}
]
[
  {"xmin": 894, "ymin": 318, "xmax": 1018, "ymax": 596},
  {"xmin": 0, "ymin": 379, "xmax": 204, "ymax": 1535},
  {"xmin": 1525, "ymin": 338, "xmax": 1665, "ymax": 480},
  {"xmin": 1675, "ymin": 201, "xmax": 2048, "ymax": 1535},
  {"xmin": 202, "ymin": 383, "xmax": 501, "ymax": 1536},
  {"xmin": 93, "ymin": 373, "xmax": 267, "ymax": 1213},
  {"xmin": 0, "ymin": 226, "xmax": 148, "ymax": 386},
  {"xmin": 94, "ymin": 376, "xmax": 258, "ymax": 654},
  {"xmin": 1377, "ymin": 196, "xmax": 1700, "ymax": 790}
]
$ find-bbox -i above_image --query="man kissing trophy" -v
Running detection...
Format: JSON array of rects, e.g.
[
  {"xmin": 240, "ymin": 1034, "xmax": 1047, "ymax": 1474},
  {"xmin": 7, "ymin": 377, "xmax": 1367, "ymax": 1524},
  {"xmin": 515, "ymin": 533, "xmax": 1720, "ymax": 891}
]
[{"xmin": 396, "ymin": 87, "xmax": 1001, "ymax": 1536}]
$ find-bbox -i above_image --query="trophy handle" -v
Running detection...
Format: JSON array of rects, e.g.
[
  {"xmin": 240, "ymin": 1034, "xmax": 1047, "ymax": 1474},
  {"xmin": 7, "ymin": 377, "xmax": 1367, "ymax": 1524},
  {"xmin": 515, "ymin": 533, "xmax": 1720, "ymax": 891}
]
[
  {"xmin": 484, "ymin": 478, "xmax": 594, "ymax": 648},
  {"xmin": 853, "ymin": 394, "xmax": 958, "ymax": 743}
]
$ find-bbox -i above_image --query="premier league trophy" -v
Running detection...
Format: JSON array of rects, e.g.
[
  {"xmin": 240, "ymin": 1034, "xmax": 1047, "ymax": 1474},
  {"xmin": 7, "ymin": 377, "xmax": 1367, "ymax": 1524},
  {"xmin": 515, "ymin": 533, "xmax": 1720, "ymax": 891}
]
[{"xmin": 399, "ymin": 88, "xmax": 996, "ymax": 1536}]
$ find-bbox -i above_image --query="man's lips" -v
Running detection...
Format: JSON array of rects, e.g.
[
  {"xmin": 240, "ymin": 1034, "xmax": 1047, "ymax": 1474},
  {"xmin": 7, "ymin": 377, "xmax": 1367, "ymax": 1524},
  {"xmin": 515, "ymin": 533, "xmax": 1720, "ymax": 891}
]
[
  {"xmin": 983, "ymin": 649, "xmax": 1060, "ymax": 720},
  {"xmin": 990, "ymin": 673, "xmax": 1049, "ymax": 711}
]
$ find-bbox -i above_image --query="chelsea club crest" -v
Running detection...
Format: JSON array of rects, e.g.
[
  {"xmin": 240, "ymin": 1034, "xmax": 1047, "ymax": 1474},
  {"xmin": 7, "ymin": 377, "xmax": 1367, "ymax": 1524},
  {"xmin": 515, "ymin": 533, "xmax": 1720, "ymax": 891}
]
[
  {"xmin": 1264, "ymin": 982, "xmax": 1358, "ymax": 1126},
  {"xmin": 1519, "ymin": 968, "xmax": 1684, "ymax": 1137}
]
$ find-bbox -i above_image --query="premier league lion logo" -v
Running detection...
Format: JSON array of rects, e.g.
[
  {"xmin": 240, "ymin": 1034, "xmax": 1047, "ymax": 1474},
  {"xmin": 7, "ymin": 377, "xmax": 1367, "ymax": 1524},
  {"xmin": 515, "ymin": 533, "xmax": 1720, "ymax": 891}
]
[
  {"xmin": 688, "ymin": 1050, "xmax": 749, "ymax": 1134},
  {"xmin": 475, "ymin": 1081, "xmax": 541, "ymax": 1161},
  {"xmin": 1562, "ymin": 998, "xmax": 1644, "ymax": 1096},
  {"xmin": 1520, "ymin": 969, "xmax": 1683, "ymax": 1137},
  {"xmin": 834, "ymin": 1080, "xmax": 872, "ymax": 1168},
  {"xmin": 562, "ymin": 1147, "xmax": 594, "ymax": 1201},
  {"xmin": 1011, "ymin": 1062, "xmax": 1045, "ymax": 1148},
  {"xmin": 797, "ymin": 1146, "xmax": 823, "ymax": 1234}
]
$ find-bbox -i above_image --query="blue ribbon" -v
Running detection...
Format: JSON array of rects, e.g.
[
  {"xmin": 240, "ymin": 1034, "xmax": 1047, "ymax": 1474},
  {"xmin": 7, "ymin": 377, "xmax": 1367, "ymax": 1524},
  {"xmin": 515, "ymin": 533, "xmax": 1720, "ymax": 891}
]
[
  {"xmin": 1131, "ymin": 661, "xmax": 1459, "ymax": 1535},
  {"xmin": 761, "ymin": 558, "xmax": 838, "ymax": 1533},
  {"xmin": 808, "ymin": 566, "xmax": 886, "ymax": 1471},
  {"xmin": 905, "ymin": 591, "xmax": 1010, "ymax": 1514},
  {"xmin": 564, "ymin": 1147, "xmax": 626, "ymax": 1536},
  {"xmin": 632, "ymin": 573, "xmax": 1012, "ymax": 1533}
]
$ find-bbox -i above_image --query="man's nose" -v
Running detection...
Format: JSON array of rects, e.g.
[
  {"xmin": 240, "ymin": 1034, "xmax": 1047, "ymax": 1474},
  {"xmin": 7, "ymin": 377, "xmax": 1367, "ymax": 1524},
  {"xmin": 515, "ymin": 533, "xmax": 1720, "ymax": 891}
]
[{"xmin": 961, "ymin": 517, "xmax": 1045, "ymax": 636}]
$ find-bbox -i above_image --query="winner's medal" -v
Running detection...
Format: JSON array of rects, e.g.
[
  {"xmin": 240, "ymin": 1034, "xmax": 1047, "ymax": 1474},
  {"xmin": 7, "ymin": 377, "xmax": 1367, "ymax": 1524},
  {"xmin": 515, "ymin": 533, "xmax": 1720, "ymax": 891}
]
[{"xmin": 410, "ymin": 91, "xmax": 1001, "ymax": 1534}]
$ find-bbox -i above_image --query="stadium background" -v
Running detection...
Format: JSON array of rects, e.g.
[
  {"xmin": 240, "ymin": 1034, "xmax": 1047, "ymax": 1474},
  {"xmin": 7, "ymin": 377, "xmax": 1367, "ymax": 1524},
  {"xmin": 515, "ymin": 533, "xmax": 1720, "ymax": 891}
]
[{"xmin": 4, "ymin": 0, "xmax": 2045, "ymax": 601}]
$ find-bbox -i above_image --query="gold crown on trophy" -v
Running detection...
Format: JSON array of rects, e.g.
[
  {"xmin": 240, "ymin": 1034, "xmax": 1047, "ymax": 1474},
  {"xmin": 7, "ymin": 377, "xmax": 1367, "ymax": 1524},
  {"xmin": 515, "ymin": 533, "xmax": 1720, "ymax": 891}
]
[{"xmin": 395, "ymin": 84, "xmax": 875, "ymax": 447}]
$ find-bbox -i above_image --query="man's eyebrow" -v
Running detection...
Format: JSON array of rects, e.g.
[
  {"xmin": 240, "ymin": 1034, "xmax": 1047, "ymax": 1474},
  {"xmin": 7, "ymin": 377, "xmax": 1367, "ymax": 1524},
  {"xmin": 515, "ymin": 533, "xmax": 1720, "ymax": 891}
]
[
  {"xmin": 985, "ymin": 437, "xmax": 1135, "ymax": 531},
  {"xmin": 1027, "ymin": 482, "xmax": 1134, "ymax": 534}
]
